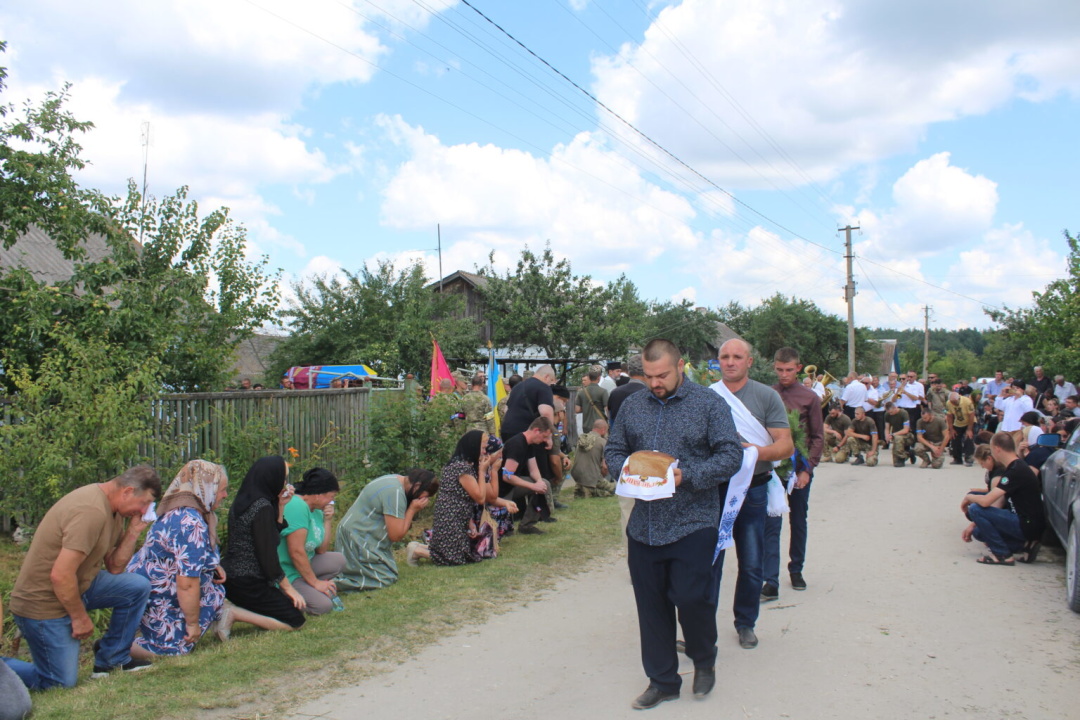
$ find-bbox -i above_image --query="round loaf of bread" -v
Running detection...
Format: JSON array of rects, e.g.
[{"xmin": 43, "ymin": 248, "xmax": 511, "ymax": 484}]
[{"xmin": 627, "ymin": 450, "xmax": 676, "ymax": 479}]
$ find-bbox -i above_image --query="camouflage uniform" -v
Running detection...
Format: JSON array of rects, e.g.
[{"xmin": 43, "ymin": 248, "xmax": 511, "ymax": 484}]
[
  {"xmin": 913, "ymin": 416, "xmax": 948, "ymax": 469},
  {"xmin": 822, "ymin": 413, "xmax": 850, "ymax": 462},
  {"xmin": 927, "ymin": 385, "xmax": 950, "ymax": 418},
  {"xmin": 571, "ymin": 431, "xmax": 615, "ymax": 498},
  {"xmin": 840, "ymin": 416, "xmax": 878, "ymax": 466},
  {"xmin": 884, "ymin": 408, "xmax": 913, "ymax": 466},
  {"xmin": 462, "ymin": 389, "xmax": 495, "ymax": 434}
]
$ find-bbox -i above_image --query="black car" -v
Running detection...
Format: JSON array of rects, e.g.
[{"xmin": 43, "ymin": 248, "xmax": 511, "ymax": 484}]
[{"xmin": 1040, "ymin": 425, "xmax": 1080, "ymax": 612}]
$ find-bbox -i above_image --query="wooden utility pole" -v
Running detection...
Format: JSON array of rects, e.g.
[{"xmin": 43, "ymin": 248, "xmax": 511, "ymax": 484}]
[
  {"xmin": 922, "ymin": 305, "xmax": 931, "ymax": 381},
  {"xmin": 840, "ymin": 224, "xmax": 860, "ymax": 377}
]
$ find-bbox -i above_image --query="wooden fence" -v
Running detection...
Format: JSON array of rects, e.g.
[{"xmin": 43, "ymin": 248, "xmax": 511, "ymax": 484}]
[{"xmin": 146, "ymin": 387, "xmax": 402, "ymax": 469}]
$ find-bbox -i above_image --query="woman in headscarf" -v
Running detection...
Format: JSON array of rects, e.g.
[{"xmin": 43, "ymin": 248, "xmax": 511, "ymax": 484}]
[
  {"xmin": 127, "ymin": 460, "xmax": 231, "ymax": 658},
  {"xmin": 276, "ymin": 467, "xmax": 344, "ymax": 615},
  {"xmin": 218, "ymin": 456, "xmax": 306, "ymax": 633},
  {"xmin": 410, "ymin": 431, "xmax": 518, "ymax": 566}
]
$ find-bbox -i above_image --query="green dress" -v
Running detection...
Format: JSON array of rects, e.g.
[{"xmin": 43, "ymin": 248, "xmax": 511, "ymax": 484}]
[{"xmin": 334, "ymin": 475, "xmax": 407, "ymax": 591}]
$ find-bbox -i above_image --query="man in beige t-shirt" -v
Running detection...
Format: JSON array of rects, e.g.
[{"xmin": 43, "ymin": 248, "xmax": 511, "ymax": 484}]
[{"xmin": 11, "ymin": 466, "xmax": 161, "ymax": 688}]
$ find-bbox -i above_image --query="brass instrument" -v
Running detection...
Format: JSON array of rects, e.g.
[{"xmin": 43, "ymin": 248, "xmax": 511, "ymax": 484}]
[{"xmin": 804, "ymin": 365, "xmax": 837, "ymax": 407}]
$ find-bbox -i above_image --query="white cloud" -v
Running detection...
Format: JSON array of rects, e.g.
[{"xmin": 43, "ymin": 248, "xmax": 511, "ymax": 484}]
[
  {"xmin": 590, "ymin": 0, "xmax": 1080, "ymax": 188},
  {"xmin": 378, "ymin": 116, "xmax": 701, "ymax": 271}
]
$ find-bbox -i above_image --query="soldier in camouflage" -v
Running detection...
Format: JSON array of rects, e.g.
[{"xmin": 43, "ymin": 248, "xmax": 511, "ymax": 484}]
[{"xmin": 462, "ymin": 375, "xmax": 495, "ymax": 434}]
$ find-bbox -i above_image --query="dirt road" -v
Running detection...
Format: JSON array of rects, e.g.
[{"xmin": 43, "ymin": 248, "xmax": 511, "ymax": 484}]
[{"xmin": 288, "ymin": 460, "xmax": 1080, "ymax": 720}]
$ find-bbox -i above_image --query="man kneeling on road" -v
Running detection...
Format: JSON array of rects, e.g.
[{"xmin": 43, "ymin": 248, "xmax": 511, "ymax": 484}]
[
  {"xmin": 822, "ymin": 403, "xmax": 849, "ymax": 462},
  {"xmin": 884, "ymin": 402, "xmax": 913, "ymax": 467},
  {"xmin": 10, "ymin": 466, "xmax": 162, "ymax": 688},
  {"xmin": 842, "ymin": 406, "xmax": 878, "ymax": 466},
  {"xmin": 961, "ymin": 432, "xmax": 1045, "ymax": 565},
  {"xmin": 914, "ymin": 406, "xmax": 949, "ymax": 469}
]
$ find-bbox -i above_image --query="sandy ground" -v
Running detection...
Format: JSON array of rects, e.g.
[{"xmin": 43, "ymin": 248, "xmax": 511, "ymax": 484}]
[{"xmin": 287, "ymin": 459, "xmax": 1080, "ymax": 720}]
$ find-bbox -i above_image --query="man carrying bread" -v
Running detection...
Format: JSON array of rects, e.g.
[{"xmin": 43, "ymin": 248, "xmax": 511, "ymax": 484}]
[{"xmin": 606, "ymin": 339, "xmax": 742, "ymax": 710}]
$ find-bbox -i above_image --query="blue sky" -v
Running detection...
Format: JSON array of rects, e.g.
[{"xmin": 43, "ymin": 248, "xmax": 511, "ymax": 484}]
[{"xmin": 2, "ymin": 0, "xmax": 1078, "ymax": 331}]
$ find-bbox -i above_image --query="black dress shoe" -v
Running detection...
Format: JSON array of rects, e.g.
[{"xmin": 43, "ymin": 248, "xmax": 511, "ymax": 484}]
[
  {"xmin": 760, "ymin": 583, "xmax": 779, "ymax": 602},
  {"xmin": 692, "ymin": 666, "xmax": 715, "ymax": 699},
  {"xmin": 790, "ymin": 572, "xmax": 807, "ymax": 590},
  {"xmin": 737, "ymin": 627, "xmax": 758, "ymax": 649},
  {"xmin": 632, "ymin": 685, "xmax": 679, "ymax": 710}
]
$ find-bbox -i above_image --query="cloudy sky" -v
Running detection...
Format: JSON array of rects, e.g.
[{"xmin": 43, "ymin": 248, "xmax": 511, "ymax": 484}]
[{"xmin": 2, "ymin": 0, "xmax": 1078, "ymax": 330}]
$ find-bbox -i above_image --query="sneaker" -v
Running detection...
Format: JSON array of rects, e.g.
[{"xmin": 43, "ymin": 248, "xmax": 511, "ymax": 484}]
[
  {"xmin": 675, "ymin": 640, "xmax": 686, "ymax": 654},
  {"xmin": 631, "ymin": 685, "xmax": 679, "ymax": 710},
  {"xmin": 851, "ymin": 455, "xmax": 865, "ymax": 466},
  {"xmin": 553, "ymin": 500, "xmax": 569, "ymax": 510},
  {"xmin": 893, "ymin": 461, "xmax": 905, "ymax": 468},
  {"xmin": 92, "ymin": 657, "xmax": 154, "ymax": 678},
  {"xmin": 737, "ymin": 627, "xmax": 758, "ymax": 649},
  {"xmin": 790, "ymin": 572, "xmax": 807, "ymax": 591},
  {"xmin": 692, "ymin": 666, "xmax": 715, "ymax": 699},
  {"xmin": 519, "ymin": 526, "xmax": 545, "ymax": 535},
  {"xmin": 760, "ymin": 583, "xmax": 779, "ymax": 602},
  {"xmin": 964, "ymin": 460, "xmax": 974, "ymax": 467},
  {"xmin": 406, "ymin": 541, "xmax": 423, "ymax": 567}
]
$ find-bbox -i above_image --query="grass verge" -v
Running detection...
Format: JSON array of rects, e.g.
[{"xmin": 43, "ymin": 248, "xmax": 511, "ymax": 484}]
[{"xmin": 3, "ymin": 493, "xmax": 623, "ymax": 720}]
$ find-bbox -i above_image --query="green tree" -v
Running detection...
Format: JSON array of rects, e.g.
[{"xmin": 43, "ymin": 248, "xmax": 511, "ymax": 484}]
[
  {"xmin": 478, "ymin": 244, "xmax": 612, "ymax": 360},
  {"xmin": 985, "ymin": 229, "xmax": 1080, "ymax": 381},
  {"xmin": 719, "ymin": 294, "xmax": 876, "ymax": 374},
  {"xmin": 642, "ymin": 300, "xmax": 720, "ymax": 359},
  {"xmin": 930, "ymin": 348, "xmax": 985, "ymax": 384},
  {"xmin": 270, "ymin": 260, "xmax": 480, "ymax": 380}
]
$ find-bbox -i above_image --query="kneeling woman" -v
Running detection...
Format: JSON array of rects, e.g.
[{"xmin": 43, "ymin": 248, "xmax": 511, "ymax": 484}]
[
  {"xmin": 127, "ymin": 460, "xmax": 231, "ymax": 658},
  {"xmin": 412, "ymin": 431, "xmax": 517, "ymax": 566},
  {"xmin": 220, "ymin": 456, "xmax": 306, "ymax": 632},
  {"xmin": 335, "ymin": 468, "xmax": 439, "ymax": 591},
  {"xmin": 277, "ymin": 468, "xmax": 345, "ymax": 614}
]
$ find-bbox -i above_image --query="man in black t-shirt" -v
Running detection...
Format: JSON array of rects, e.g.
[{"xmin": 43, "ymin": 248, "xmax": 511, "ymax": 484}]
[
  {"xmin": 500, "ymin": 365, "xmax": 556, "ymax": 440},
  {"xmin": 606, "ymin": 354, "xmax": 647, "ymax": 427},
  {"xmin": 500, "ymin": 418, "xmax": 555, "ymax": 535},
  {"xmin": 961, "ymin": 432, "xmax": 1046, "ymax": 565}
]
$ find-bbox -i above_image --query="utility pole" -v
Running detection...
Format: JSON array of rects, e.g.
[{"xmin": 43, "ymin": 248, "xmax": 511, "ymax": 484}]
[
  {"xmin": 139, "ymin": 121, "xmax": 151, "ymax": 245},
  {"xmin": 840, "ymin": 224, "xmax": 860, "ymax": 377},
  {"xmin": 922, "ymin": 305, "xmax": 932, "ymax": 382},
  {"xmin": 437, "ymin": 224, "xmax": 443, "ymax": 292}
]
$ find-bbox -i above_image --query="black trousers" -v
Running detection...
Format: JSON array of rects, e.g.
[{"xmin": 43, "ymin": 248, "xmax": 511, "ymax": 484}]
[
  {"xmin": 627, "ymin": 526, "xmax": 719, "ymax": 693},
  {"xmin": 951, "ymin": 424, "xmax": 975, "ymax": 462},
  {"xmin": 873, "ymin": 411, "xmax": 887, "ymax": 447}
]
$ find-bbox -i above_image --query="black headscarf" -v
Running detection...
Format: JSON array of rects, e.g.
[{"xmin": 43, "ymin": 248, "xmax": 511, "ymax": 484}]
[
  {"xmin": 451, "ymin": 430, "xmax": 485, "ymax": 473},
  {"xmin": 294, "ymin": 467, "xmax": 340, "ymax": 495},
  {"xmin": 229, "ymin": 456, "xmax": 287, "ymax": 519}
]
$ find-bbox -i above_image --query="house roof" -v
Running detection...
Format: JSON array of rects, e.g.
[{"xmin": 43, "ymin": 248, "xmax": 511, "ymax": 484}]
[
  {"xmin": 427, "ymin": 269, "xmax": 488, "ymax": 291},
  {"xmin": 0, "ymin": 225, "xmax": 114, "ymax": 285}
]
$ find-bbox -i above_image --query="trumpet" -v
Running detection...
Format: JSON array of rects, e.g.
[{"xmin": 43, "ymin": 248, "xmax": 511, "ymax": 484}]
[{"xmin": 804, "ymin": 365, "xmax": 837, "ymax": 407}]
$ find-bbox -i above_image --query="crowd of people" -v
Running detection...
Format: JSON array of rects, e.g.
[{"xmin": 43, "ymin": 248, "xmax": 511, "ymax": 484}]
[
  {"xmin": 3, "ymin": 344, "xmax": 1076, "ymax": 715},
  {"xmin": 817, "ymin": 367, "xmax": 1079, "ymax": 473}
]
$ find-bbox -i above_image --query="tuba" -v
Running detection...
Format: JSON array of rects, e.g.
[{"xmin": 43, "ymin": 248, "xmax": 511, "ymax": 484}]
[{"xmin": 804, "ymin": 365, "xmax": 837, "ymax": 408}]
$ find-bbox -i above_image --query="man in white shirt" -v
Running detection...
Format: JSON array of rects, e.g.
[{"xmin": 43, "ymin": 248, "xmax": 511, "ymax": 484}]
[
  {"xmin": 598, "ymin": 362, "xmax": 621, "ymax": 393},
  {"xmin": 996, "ymin": 381, "xmax": 1034, "ymax": 436},
  {"xmin": 896, "ymin": 370, "xmax": 925, "ymax": 412},
  {"xmin": 839, "ymin": 373, "xmax": 867, "ymax": 420},
  {"xmin": 1053, "ymin": 375, "xmax": 1078, "ymax": 402}
]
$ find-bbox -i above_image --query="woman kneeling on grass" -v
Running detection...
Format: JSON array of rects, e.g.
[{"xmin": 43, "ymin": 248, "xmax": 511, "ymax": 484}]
[
  {"xmin": 335, "ymin": 468, "xmax": 439, "ymax": 591},
  {"xmin": 276, "ymin": 468, "xmax": 345, "ymax": 614},
  {"xmin": 409, "ymin": 430, "xmax": 517, "ymax": 566},
  {"xmin": 219, "ymin": 456, "xmax": 307, "ymax": 634},
  {"xmin": 127, "ymin": 460, "xmax": 232, "ymax": 659}
]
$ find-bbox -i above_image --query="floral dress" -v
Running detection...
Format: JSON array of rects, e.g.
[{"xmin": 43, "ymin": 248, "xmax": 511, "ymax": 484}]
[
  {"xmin": 127, "ymin": 507, "xmax": 224, "ymax": 655},
  {"xmin": 426, "ymin": 460, "xmax": 511, "ymax": 565}
]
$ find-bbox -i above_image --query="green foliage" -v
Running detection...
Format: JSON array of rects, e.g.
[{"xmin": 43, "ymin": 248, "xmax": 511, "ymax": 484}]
[
  {"xmin": 930, "ymin": 348, "xmax": 983, "ymax": 383},
  {"xmin": 985, "ymin": 229, "xmax": 1080, "ymax": 381},
  {"xmin": 0, "ymin": 328, "xmax": 162, "ymax": 526},
  {"xmin": 366, "ymin": 392, "xmax": 460, "ymax": 479},
  {"xmin": 717, "ymin": 293, "xmax": 877, "ymax": 374},
  {"xmin": 642, "ymin": 300, "xmax": 721, "ymax": 360},
  {"xmin": 270, "ymin": 260, "xmax": 479, "ymax": 381}
]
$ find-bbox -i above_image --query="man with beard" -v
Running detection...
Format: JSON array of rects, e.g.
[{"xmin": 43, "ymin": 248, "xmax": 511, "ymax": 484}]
[{"xmin": 605, "ymin": 339, "xmax": 741, "ymax": 710}]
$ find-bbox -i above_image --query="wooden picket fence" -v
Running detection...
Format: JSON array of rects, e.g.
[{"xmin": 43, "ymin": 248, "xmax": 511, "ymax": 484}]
[{"xmin": 145, "ymin": 387, "xmax": 402, "ymax": 468}]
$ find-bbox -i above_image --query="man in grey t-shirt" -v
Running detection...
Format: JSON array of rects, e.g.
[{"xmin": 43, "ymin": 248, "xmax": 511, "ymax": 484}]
[{"xmin": 712, "ymin": 339, "xmax": 791, "ymax": 651}]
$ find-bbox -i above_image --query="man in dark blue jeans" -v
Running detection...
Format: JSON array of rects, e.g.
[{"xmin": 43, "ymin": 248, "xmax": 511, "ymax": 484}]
[
  {"xmin": 711, "ymin": 339, "xmax": 792, "ymax": 650},
  {"xmin": 10, "ymin": 466, "xmax": 161, "ymax": 688}
]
